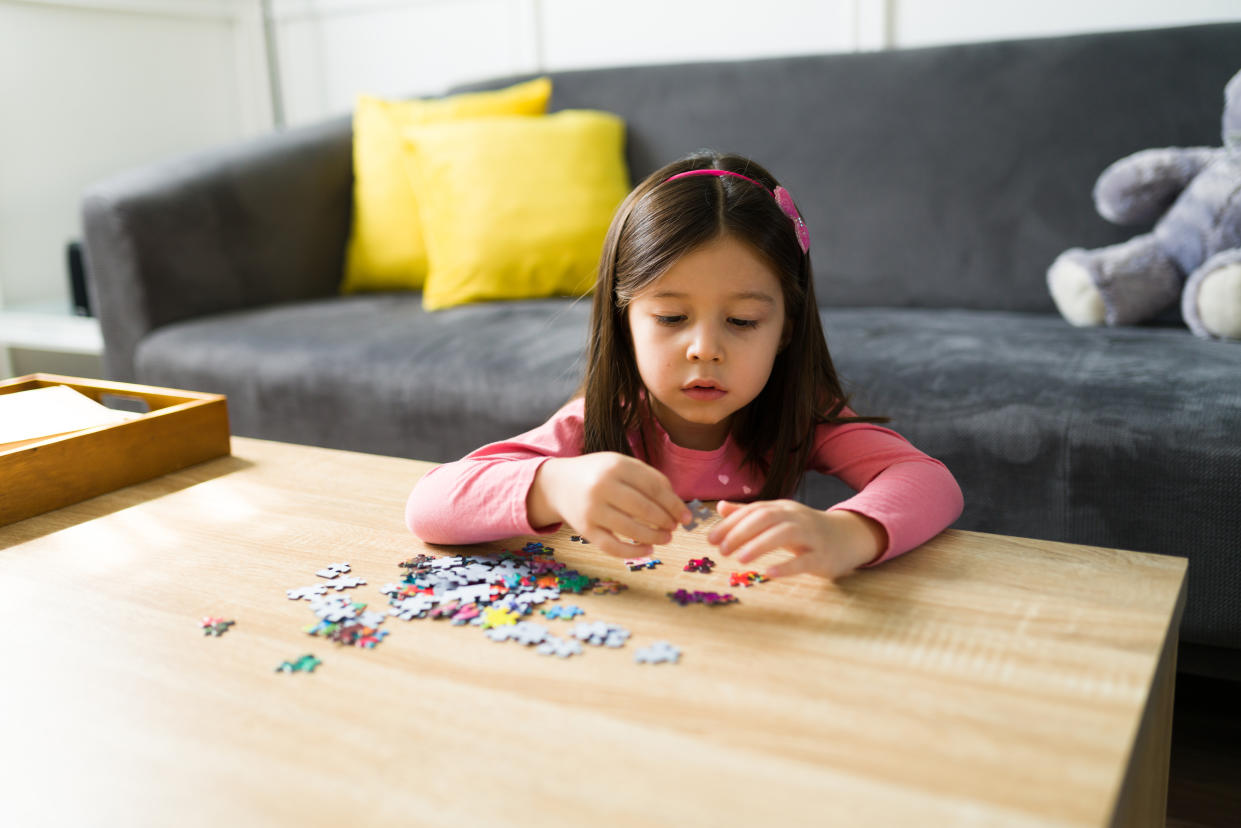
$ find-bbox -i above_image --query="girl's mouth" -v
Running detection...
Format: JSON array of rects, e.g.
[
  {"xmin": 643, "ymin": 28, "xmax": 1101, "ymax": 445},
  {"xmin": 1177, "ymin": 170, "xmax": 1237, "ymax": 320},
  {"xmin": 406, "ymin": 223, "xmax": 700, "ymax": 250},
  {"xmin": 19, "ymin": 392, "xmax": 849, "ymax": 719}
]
[{"xmin": 682, "ymin": 380, "xmax": 726, "ymax": 401}]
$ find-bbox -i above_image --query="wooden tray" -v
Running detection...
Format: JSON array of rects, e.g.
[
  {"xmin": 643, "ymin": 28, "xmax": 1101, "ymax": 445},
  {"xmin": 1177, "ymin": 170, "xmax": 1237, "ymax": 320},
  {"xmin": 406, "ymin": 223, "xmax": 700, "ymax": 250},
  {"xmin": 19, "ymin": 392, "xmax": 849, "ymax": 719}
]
[{"xmin": 0, "ymin": 373, "xmax": 230, "ymax": 526}]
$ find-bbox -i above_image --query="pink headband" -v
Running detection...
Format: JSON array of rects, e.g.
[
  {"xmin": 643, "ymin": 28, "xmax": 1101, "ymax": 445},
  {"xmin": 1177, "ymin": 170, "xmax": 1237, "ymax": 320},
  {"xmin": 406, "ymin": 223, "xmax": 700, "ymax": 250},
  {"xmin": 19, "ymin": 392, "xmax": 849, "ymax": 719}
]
[{"xmin": 663, "ymin": 169, "xmax": 810, "ymax": 254}]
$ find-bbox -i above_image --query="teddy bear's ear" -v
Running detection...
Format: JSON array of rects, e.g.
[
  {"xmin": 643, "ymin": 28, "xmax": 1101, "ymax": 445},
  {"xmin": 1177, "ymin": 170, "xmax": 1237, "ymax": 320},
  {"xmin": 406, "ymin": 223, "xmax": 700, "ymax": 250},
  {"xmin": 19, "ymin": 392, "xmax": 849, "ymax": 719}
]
[{"xmin": 1224, "ymin": 69, "xmax": 1241, "ymax": 146}]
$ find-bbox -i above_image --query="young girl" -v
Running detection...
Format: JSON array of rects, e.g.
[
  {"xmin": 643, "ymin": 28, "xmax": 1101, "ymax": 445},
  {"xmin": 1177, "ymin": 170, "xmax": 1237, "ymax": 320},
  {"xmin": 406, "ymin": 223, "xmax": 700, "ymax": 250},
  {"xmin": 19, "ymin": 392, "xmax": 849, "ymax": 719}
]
[{"xmin": 407, "ymin": 152, "xmax": 963, "ymax": 580}]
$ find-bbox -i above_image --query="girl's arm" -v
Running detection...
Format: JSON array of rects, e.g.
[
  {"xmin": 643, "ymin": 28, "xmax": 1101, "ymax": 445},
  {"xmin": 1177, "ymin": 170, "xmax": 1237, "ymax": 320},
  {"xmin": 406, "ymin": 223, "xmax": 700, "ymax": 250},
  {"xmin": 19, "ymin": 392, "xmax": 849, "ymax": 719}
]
[
  {"xmin": 707, "ymin": 418, "xmax": 962, "ymax": 579},
  {"xmin": 407, "ymin": 397, "xmax": 690, "ymax": 555},
  {"xmin": 812, "ymin": 420, "xmax": 964, "ymax": 565},
  {"xmin": 405, "ymin": 400, "xmax": 588, "ymax": 545}
]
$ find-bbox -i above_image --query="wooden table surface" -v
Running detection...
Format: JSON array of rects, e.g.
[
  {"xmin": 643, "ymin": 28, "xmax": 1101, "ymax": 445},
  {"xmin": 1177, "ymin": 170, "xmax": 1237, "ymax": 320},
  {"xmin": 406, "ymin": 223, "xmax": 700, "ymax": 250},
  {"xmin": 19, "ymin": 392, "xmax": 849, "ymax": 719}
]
[{"xmin": 0, "ymin": 437, "xmax": 1186, "ymax": 827}]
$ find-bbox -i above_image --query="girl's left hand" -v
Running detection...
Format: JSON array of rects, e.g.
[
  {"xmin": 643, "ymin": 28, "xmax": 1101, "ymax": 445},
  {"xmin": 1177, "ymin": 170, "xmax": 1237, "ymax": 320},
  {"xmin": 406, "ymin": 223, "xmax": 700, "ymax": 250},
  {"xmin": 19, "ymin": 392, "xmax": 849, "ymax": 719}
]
[{"xmin": 708, "ymin": 500, "xmax": 887, "ymax": 580}]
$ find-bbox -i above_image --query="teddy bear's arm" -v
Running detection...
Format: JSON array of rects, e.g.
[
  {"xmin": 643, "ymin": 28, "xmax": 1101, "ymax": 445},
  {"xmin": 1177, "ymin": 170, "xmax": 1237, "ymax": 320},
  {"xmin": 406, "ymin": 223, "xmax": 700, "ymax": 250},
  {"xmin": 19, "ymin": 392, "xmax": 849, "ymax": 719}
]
[{"xmin": 1093, "ymin": 146, "xmax": 1220, "ymax": 225}]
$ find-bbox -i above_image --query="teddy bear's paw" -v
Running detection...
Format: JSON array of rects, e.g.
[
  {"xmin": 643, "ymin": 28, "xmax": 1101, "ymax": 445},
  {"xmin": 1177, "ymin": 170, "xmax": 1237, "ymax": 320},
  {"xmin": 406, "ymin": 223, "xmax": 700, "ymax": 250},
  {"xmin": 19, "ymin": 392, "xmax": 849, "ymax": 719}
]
[
  {"xmin": 1051, "ymin": 235, "xmax": 1181, "ymax": 326},
  {"xmin": 1184, "ymin": 251, "xmax": 1241, "ymax": 340},
  {"xmin": 1048, "ymin": 251, "xmax": 1106, "ymax": 326}
]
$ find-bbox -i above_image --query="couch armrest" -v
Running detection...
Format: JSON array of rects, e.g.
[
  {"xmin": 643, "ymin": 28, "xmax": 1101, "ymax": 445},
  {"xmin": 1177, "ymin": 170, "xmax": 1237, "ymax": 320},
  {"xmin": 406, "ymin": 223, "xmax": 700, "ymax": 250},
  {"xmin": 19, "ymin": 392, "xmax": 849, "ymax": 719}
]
[{"xmin": 81, "ymin": 115, "xmax": 353, "ymax": 381}]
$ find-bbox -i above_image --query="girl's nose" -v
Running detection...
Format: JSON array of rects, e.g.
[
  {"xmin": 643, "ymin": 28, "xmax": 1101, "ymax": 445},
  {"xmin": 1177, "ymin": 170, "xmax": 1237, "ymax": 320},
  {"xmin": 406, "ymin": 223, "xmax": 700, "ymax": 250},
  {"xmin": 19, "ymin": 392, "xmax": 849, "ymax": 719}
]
[{"xmin": 686, "ymin": 325, "xmax": 723, "ymax": 363}]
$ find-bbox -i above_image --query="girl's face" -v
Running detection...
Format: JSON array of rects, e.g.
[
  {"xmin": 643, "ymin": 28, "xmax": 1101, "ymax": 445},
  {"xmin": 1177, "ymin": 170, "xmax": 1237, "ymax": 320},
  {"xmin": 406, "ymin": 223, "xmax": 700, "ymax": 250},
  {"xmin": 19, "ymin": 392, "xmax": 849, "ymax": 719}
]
[{"xmin": 626, "ymin": 234, "xmax": 788, "ymax": 451}]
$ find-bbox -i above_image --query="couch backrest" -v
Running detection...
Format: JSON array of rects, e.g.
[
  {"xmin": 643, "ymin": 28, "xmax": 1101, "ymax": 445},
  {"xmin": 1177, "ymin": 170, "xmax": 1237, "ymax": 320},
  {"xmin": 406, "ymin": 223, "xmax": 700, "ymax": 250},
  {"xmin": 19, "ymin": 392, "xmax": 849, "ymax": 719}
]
[{"xmin": 458, "ymin": 23, "xmax": 1241, "ymax": 313}]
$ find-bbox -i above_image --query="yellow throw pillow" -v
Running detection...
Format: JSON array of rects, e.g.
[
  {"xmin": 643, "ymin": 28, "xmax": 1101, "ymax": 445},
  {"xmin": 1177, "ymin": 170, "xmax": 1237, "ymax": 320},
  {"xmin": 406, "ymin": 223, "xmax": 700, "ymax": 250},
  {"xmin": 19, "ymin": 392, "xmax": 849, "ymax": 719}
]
[
  {"xmin": 340, "ymin": 76, "xmax": 552, "ymax": 294},
  {"xmin": 402, "ymin": 110, "xmax": 629, "ymax": 311}
]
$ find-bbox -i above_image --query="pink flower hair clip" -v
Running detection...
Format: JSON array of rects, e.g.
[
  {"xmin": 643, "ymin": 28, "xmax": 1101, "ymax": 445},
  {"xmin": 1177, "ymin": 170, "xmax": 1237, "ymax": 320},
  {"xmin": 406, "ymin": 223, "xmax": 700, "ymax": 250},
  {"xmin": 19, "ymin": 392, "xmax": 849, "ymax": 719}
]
[{"xmin": 773, "ymin": 186, "xmax": 810, "ymax": 255}]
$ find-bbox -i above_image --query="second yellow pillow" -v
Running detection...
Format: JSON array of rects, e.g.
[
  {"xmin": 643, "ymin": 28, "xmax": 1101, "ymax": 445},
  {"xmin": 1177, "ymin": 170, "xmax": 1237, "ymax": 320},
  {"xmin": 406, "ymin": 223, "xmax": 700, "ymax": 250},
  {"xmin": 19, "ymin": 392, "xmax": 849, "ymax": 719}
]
[
  {"xmin": 341, "ymin": 77, "xmax": 552, "ymax": 294},
  {"xmin": 402, "ymin": 110, "xmax": 630, "ymax": 311}
]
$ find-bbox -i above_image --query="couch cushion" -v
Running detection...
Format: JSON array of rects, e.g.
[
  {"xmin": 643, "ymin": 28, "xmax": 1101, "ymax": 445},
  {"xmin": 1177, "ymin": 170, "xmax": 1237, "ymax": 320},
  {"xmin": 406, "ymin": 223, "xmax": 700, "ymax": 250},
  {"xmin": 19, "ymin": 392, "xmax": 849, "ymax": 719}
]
[
  {"xmin": 809, "ymin": 307, "xmax": 1241, "ymax": 649},
  {"xmin": 137, "ymin": 300, "xmax": 1241, "ymax": 647},
  {"xmin": 136, "ymin": 293, "xmax": 592, "ymax": 462}
]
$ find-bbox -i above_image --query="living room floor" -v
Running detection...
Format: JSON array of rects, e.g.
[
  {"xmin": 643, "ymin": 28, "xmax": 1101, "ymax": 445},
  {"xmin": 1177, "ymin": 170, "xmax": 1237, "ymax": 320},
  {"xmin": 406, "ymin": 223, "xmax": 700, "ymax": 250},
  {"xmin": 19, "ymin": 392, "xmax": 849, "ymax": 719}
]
[{"xmin": 1166, "ymin": 674, "xmax": 1241, "ymax": 827}]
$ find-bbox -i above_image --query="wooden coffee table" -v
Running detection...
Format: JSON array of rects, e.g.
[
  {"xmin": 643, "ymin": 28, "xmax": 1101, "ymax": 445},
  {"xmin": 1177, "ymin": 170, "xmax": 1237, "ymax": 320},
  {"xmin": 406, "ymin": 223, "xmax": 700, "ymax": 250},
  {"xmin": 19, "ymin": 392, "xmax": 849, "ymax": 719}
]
[{"xmin": 0, "ymin": 437, "xmax": 1185, "ymax": 826}]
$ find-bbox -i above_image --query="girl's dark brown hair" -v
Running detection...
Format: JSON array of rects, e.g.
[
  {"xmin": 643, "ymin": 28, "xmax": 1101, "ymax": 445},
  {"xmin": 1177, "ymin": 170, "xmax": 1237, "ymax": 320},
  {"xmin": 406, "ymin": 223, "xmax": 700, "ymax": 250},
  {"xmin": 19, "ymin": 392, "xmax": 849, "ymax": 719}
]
[{"xmin": 582, "ymin": 150, "xmax": 884, "ymax": 500}]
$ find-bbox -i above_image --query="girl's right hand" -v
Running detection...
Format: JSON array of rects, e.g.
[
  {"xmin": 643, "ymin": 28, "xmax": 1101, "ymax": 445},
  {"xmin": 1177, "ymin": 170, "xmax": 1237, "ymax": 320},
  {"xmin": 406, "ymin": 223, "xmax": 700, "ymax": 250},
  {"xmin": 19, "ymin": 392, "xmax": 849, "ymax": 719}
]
[{"xmin": 529, "ymin": 453, "xmax": 692, "ymax": 558}]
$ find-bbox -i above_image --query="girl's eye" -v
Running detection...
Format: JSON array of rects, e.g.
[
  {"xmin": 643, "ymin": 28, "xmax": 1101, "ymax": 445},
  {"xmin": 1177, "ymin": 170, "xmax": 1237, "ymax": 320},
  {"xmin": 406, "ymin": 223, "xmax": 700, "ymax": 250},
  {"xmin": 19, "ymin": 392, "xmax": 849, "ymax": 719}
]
[
  {"xmin": 728, "ymin": 318, "xmax": 759, "ymax": 329},
  {"xmin": 655, "ymin": 315, "xmax": 686, "ymax": 326}
]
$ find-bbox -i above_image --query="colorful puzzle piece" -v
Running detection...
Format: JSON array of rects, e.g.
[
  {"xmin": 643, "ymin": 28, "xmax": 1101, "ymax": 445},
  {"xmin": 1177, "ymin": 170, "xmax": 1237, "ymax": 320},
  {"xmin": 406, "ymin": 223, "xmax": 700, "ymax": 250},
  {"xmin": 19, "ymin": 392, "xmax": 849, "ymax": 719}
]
[
  {"xmin": 557, "ymin": 573, "xmax": 594, "ymax": 594},
  {"xmin": 684, "ymin": 557, "xmax": 716, "ymax": 574},
  {"xmin": 572, "ymin": 621, "xmax": 631, "ymax": 648},
  {"xmin": 276, "ymin": 653, "xmax": 321, "ymax": 673},
  {"xmin": 531, "ymin": 558, "xmax": 566, "ymax": 575},
  {"xmin": 487, "ymin": 621, "xmax": 548, "ymax": 646},
  {"xmin": 481, "ymin": 606, "xmax": 520, "ymax": 630},
  {"xmin": 536, "ymin": 635, "xmax": 584, "ymax": 658},
  {"xmin": 321, "ymin": 575, "xmax": 366, "ymax": 591},
  {"xmin": 730, "ymin": 570, "xmax": 767, "ymax": 588},
  {"xmin": 315, "ymin": 562, "xmax": 351, "ymax": 579},
  {"xmin": 682, "ymin": 499, "xmax": 713, "ymax": 531},
  {"xmin": 634, "ymin": 641, "xmax": 681, "ymax": 665},
  {"xmin": 389, "ymin": 594, "xmax": 436, "ymax": 620},
  {"xmin": 309, "ymin": 595, "xmax": 363, "ymax": 622},
  {"xmin": 591, "ymin": 579, "xmax": 628, "ymax": 595},
  {"xmin": 331, "ymin": 624, "xmax": 388, "ymax": 648},
  {"xmin": 286, "ymin": 584, "xmax": 328, "ymax": 600},
  {"xmin": 200, "ymin": 617, "xmax": 235, "ymax": 637},
  {"xmin": 541, "ymin": 604, "xmax": 584, "ymax": 621},
  {"xmin": 624, "ymin": 557, "xmax": 661, "ymax": 571},
  {"xmin": 399, "ymin": 554, "xmax": 435, "ymax": 570},
  {"xmin": 667, "ymin": 589, "xmax": 738, "ymax": 607}
]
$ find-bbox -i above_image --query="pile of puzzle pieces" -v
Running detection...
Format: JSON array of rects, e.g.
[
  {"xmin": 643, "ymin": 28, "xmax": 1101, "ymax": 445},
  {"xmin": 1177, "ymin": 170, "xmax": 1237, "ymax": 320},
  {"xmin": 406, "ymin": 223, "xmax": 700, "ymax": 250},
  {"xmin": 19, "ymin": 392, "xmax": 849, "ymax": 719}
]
[
  {"xmin": 377, "ymin": 543, "xmax": 687, "ymax": 664},
  {"xmin": 271, "ymin": 499, "xmax": 734, "ymax": 671},
  {"xmin": 284, "ymin": 562, "xmax": 390, "ymax": 657}
]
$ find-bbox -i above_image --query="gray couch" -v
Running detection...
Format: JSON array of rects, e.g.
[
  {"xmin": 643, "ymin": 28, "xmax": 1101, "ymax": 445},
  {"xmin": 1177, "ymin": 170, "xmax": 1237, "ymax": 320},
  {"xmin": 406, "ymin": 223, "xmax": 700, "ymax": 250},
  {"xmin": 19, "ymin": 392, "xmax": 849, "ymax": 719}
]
[{"xmin": 82, "ymin": 24, "xmax": 1241, "ymax": 677}]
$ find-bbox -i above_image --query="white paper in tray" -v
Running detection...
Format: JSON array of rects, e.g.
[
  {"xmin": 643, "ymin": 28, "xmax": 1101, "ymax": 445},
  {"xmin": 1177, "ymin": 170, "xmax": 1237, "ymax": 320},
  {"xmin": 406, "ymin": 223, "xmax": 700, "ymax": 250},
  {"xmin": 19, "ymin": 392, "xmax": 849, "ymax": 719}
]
[{"xmin": 0, "ymin": 384, "xmax": 140, "ymax": 449}]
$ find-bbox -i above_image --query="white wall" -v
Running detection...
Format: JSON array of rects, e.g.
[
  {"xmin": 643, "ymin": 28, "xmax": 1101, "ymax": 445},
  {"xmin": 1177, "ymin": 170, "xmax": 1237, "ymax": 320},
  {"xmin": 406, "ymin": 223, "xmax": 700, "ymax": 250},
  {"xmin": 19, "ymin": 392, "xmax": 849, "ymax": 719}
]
[
  {"xmin": 0, "ymin": 0, "xmax": 273, "ymax": 313},
  {"xmin": 267, "ymin": 0, "xmax": 878, "ymax": 126},
  {"xmin": 891, "ymin": 0, "xmax": 1241, "ymax": 47},
  {"xmin": 272, "ymin": 0, "xmax": 540, "ymax": 126},
  {"xmin": 2, "ymin": 0, "xmax": 1240, "ymax": 318}
]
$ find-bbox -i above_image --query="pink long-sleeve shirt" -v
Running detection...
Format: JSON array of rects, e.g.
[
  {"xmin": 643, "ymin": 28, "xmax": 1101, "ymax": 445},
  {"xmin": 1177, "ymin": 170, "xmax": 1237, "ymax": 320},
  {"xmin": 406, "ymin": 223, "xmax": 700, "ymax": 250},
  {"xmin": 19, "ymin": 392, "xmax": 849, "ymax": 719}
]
[{"xmin": 406, "ymin": 397, "xmax": 963, "ymax": 565}]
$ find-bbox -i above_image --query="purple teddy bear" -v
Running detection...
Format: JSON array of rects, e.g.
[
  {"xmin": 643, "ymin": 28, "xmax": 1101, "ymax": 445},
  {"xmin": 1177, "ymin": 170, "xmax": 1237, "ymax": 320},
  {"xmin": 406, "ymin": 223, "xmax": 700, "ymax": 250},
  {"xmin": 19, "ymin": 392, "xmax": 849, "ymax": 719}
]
[{"xmin": 1048, "ymin": 68, "xmax": 1241, "ymax": 340}]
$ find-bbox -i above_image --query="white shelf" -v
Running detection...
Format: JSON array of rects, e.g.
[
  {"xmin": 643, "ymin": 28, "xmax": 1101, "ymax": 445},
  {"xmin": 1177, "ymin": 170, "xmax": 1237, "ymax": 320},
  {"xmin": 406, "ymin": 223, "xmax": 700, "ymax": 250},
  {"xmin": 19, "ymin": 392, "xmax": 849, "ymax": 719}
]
[{"xmin": 0, "ymin": 302, "xmax": 103, "ymax": 355}]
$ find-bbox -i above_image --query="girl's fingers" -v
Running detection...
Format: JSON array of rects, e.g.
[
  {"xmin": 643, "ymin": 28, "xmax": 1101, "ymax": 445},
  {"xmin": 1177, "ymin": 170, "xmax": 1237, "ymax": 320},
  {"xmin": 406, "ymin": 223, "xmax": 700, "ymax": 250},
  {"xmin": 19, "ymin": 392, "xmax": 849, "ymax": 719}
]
[
  {"xmin": 589, "ymin": 526, "xmax": 653, "ymax": 559},
  {"xmin": 706, "ymin": 501, "xmax": 757, "ymax": 546},
  {"xmin": 604, "ymin": 459, "xmax": 688, "ymax": 530},
  {"xmin": 630, "ymin": 468, "xmax": 693, "ymax": 528},
  {"xmin": 612, "ymin": 481, "xmax": 681, "ymax": 536},
  {"xmin": 712, "ymin": 506, "xmax": 784, "ymax": 556},
  {"xmin": 598, "ymin": 504, "xmax": 671, "ymax": 547},
  {"xmin": 734, "ymin": 523, "xmax": 803, "ymax": 565}
]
